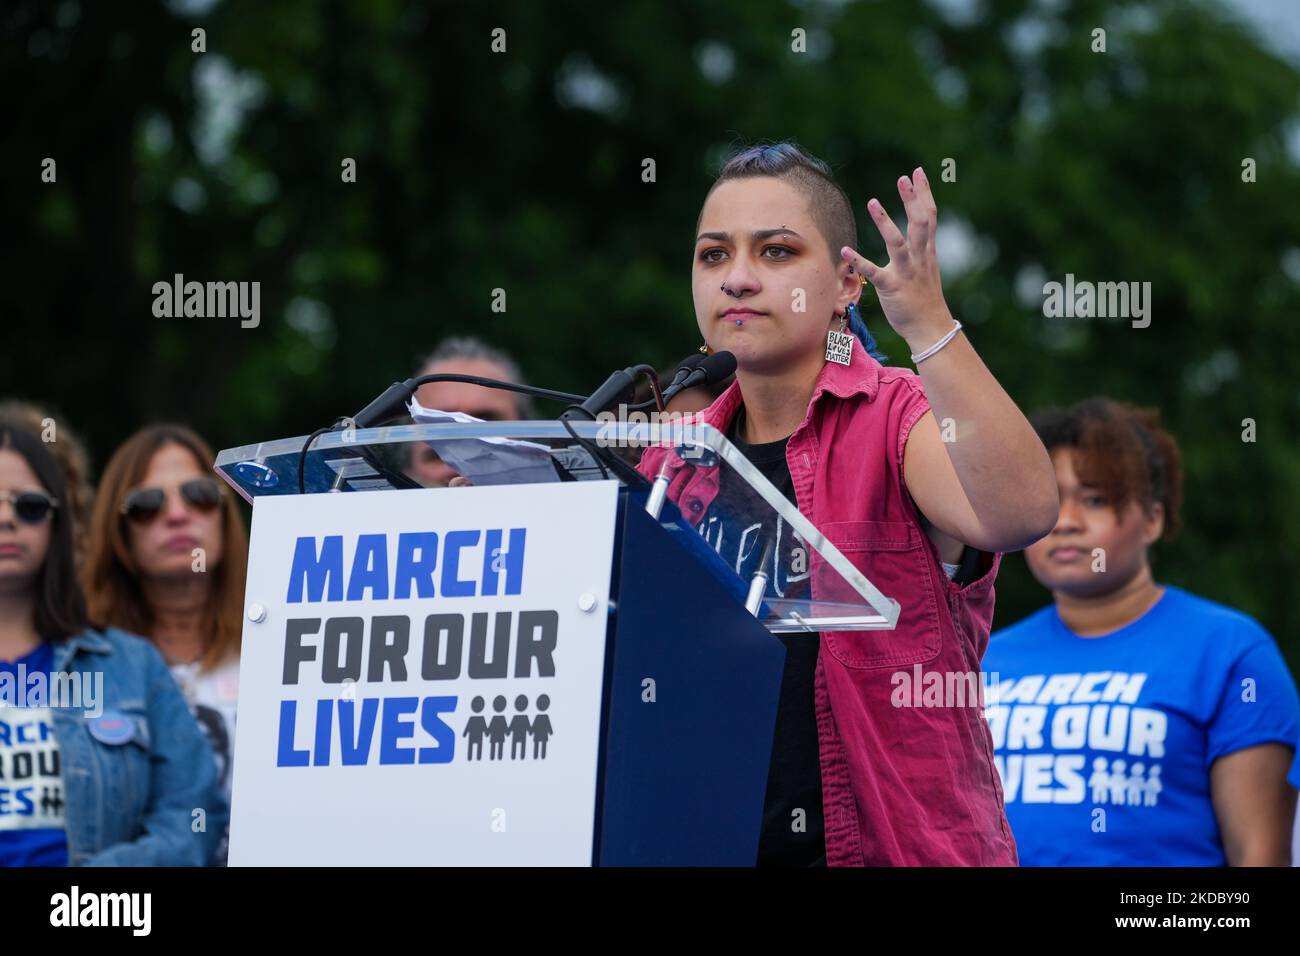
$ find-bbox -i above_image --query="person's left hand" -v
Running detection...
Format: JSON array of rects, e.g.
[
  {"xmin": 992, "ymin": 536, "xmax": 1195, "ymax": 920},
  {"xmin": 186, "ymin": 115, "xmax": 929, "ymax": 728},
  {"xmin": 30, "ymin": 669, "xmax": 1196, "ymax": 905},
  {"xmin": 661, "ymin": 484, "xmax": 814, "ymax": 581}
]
[{"xmin": 839, "ymin": 166, "xmax": 955, "ymax": 352}]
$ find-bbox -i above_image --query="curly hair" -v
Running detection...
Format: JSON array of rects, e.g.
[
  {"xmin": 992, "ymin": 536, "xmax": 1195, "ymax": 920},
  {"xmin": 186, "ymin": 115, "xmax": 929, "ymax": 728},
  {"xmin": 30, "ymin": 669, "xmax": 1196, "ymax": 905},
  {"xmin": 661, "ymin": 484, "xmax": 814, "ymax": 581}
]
[{"xmin": 1030, "ymin": 398, "xmax": 1183, "ymax": 540}]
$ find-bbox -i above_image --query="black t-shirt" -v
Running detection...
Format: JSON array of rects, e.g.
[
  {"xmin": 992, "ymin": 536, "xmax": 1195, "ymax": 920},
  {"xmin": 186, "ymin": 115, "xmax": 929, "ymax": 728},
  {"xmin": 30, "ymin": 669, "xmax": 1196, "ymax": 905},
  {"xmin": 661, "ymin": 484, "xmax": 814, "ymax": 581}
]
[{"xmin": 695, "ymin": 409, "xmax": 826, "ymax": 867}]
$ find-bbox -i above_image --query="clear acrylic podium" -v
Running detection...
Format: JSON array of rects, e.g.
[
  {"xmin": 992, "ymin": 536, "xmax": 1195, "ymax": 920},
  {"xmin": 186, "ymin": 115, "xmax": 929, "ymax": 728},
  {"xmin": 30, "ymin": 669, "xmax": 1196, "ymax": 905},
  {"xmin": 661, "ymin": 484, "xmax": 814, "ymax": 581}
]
[{"xmin": 215, "ymin": 420, "xmax": 899, "ymax": 865}]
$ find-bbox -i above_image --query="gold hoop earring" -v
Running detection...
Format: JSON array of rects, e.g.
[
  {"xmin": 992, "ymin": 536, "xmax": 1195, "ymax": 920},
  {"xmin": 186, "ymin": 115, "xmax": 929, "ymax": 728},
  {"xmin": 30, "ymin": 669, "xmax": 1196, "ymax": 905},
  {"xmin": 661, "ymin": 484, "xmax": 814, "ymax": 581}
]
[{"xmin": 699, "ymin": 343, "xmax": 712, "ymax": 356}]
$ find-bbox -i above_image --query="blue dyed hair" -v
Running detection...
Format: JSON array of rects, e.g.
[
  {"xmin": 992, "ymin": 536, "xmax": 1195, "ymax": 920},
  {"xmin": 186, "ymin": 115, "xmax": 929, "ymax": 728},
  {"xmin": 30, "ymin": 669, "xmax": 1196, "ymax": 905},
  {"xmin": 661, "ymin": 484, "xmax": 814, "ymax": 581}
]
[
  {"xmin": 704, "ymin": 140, "xmax": 887, "ymax": 363},
  {"xmin": 846, "ymin": 300, "xmax": 885, "ymax": 362}
]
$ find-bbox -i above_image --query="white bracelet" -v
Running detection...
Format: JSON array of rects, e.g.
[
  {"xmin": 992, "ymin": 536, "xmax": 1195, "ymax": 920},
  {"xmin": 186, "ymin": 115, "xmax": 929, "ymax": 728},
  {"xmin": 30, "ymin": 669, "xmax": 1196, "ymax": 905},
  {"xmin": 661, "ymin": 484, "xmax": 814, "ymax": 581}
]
[{"xmin": 910, "ymin": 320, "xmax": 963, "ymax": 365}]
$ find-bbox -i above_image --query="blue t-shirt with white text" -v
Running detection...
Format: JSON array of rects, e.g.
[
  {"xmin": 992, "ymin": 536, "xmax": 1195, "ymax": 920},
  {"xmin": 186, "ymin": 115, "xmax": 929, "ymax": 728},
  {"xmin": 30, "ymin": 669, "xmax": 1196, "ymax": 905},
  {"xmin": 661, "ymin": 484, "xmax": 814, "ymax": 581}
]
[
  {"xmin": 983, "ymin": 586, "xmax": 1299, "ymax": 866},
  {"xmin": 0, "ymin": 641, "xmax": 69, "ymax": 866}
]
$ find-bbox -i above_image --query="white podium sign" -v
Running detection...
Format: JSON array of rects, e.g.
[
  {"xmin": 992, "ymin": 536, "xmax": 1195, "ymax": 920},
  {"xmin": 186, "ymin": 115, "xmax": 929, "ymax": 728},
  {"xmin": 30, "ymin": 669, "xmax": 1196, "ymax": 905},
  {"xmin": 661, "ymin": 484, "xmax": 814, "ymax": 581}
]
[{"xmin": 228, "ymin": 481, "xmax": 619, "ymax": 865}]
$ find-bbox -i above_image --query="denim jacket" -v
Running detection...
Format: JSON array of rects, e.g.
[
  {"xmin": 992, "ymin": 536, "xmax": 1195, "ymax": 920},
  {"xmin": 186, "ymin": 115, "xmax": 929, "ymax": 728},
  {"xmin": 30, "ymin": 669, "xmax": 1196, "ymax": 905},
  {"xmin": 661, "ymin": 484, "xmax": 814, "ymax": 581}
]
[{"xmin": 48, "ymin": 627, "xmax": 228, "ymax": 866}]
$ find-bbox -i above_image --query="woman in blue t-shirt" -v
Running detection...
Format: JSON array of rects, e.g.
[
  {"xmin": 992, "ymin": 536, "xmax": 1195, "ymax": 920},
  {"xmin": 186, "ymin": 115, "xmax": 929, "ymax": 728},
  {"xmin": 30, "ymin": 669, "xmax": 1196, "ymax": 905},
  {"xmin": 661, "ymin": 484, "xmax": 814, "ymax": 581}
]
[
  {"xmin": 983, "ymin": 398, "xmax": 1299, "ymax": 866},
  {"xmin": 0, "ymin": 422, "xmax": 225, "ymax": 866}
]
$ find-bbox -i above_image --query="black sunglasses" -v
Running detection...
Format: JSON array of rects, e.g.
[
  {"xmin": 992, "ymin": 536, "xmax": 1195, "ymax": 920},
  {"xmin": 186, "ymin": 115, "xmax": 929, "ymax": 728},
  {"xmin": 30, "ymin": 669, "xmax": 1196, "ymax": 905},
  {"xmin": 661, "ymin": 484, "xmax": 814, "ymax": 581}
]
[
  {"xmin": 121, "ymin": 477, "xmax": 223, "ymax": 524},
  {"xmin": 0, "ymin": 489, "xmax": 59, "ymax": 525}
]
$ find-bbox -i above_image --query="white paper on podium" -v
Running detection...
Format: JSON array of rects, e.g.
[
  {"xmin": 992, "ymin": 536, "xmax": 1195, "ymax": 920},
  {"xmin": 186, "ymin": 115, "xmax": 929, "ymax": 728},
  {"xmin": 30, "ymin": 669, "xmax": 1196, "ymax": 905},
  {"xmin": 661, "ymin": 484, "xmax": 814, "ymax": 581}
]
[{"xmin": 407, "ymin": 398, "xmax": 558, "ymax": 485}]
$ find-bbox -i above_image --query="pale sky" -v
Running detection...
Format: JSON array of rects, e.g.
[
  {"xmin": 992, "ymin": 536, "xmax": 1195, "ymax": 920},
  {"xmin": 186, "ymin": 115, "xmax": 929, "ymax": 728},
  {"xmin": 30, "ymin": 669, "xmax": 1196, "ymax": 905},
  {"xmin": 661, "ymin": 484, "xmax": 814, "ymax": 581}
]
[{"xmin": 1223, "ymin": 0, "xmax": 1300, "ymax": 62}]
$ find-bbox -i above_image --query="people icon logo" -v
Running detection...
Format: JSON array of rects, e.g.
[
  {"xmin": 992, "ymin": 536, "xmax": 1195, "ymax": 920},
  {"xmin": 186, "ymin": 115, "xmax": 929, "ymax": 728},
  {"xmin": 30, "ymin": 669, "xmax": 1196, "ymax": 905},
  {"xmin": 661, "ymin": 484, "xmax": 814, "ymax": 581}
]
[{"xmin": 461, "ymin": 694, "xmax": 554, "ymax": 761}]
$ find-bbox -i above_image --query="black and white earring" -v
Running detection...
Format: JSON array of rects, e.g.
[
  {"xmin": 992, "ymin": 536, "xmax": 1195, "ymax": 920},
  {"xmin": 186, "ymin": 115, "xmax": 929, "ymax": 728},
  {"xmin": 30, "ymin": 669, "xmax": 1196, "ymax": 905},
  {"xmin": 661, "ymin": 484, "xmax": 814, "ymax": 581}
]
[{"xmin": 825, "ymin": 311, "xmax": 854, "ymax": 366}]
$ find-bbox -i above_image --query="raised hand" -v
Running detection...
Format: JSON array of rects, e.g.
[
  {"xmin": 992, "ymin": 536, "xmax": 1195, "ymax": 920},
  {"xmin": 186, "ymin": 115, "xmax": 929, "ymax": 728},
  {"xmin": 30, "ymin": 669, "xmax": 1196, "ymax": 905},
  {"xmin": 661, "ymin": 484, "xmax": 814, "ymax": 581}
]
[{"xmin": 839, "ymin": 166, "xmax": 954, "ymax": 351}]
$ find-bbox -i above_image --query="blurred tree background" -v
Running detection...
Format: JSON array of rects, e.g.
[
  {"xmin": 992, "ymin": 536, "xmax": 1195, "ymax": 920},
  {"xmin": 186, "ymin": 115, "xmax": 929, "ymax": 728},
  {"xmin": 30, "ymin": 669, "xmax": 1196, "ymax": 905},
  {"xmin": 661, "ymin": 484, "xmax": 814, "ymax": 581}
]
[{"xmin": 3, "ymin": 0, "xmax": 1298, "ymax": 671}]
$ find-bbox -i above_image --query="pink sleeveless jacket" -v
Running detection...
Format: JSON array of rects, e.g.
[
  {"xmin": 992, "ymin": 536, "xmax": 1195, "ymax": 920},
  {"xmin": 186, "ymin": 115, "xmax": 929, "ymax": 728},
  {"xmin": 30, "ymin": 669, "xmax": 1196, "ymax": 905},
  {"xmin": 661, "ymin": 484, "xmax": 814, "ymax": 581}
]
[{"xmin": 636, "ymin": 346, "xmax": 1018, "ymax": 865}]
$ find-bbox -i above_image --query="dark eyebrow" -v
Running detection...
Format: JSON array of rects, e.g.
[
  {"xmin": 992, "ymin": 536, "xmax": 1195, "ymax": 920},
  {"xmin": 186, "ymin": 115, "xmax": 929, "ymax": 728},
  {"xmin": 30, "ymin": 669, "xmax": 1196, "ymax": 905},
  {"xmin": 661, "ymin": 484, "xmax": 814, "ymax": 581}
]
[{"xmin": 695, "ymin": 228, "xmax": 803, "ymax": 244}]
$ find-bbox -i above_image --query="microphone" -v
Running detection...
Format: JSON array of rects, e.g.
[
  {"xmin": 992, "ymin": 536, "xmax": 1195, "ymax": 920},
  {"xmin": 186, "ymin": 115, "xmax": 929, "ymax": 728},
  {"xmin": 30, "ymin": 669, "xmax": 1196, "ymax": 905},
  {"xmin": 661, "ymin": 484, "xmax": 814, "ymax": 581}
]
[
  {"xmin": 667, "ymin": 353, "xmax": 706, "ymax": 388},
  {"xmin": 559, "ymin": 364, "xmax": 658, "ymax": 423},
  {"xmin": 628, "ymin": 354, "xmax": 705, "ymax": 412},
  {"xmin": 639, "ymin": 351, "xmax": 739, "ymax": 518},
  {"xmin": 351, "ymin": 375, "xmax": 587, "ymax": 429},
  {"xmin": 553, "ymin": 362, "xmax": 669, "ymax": 489},
  {"xmin": 306, "ymin": 372, "xmax": 630, "ymax": 495},
  {"xmin": 659, "ymin": 351, "xmax": 736, "ymax": 405}
]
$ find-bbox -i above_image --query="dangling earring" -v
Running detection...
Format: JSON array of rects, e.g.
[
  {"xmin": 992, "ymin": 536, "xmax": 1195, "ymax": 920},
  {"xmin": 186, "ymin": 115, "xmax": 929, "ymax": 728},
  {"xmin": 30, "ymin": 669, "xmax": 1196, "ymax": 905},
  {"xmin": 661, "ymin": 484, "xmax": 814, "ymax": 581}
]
[
  {"xmin": 699, "ymin": 343, "xmax": 712, "ymax": 356},
  {"xmin": 825, "ymin": 310, "xmax": 854, "ymax": 366}
]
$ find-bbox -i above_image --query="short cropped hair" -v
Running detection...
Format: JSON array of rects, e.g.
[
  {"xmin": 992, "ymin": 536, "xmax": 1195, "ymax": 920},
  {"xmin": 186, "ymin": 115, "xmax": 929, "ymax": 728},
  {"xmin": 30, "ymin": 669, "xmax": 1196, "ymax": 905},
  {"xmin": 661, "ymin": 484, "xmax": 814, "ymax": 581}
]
[{"xmin": 418, "ymin": 337, "xmax": 535, "ymax": 419}]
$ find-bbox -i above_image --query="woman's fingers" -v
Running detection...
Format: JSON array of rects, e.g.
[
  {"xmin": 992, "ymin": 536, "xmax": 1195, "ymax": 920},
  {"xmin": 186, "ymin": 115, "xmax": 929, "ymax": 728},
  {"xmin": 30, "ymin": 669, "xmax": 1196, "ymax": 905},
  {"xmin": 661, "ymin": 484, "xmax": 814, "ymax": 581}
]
[
  {"xmin": 910, "ymin": 167, "xmax": 939, "ymax": 249},
  {"xmin": 912, "ymin": 166, "xmax": 939, "ymax": 222},
  {"xmin": 859, "ymin": 167, "xmax": 942, "ymax": 276},
  {"xmin": 866, "ymin": 197, "xmax": 908, "ymax": 260},
  {"xmin": 897, "ymin": 173, "xmax": 933, "ymax": 252},
  {"xmin": 840, "ymin": 247, "xmax": 885, "ymax": 287}
]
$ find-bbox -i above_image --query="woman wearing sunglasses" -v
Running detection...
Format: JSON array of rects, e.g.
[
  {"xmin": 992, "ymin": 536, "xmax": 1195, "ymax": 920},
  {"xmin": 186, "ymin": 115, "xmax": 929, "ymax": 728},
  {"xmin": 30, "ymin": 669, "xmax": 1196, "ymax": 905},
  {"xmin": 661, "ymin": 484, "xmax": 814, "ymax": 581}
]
[
  {"xmin": 0, "ymin": 401, "xmax": 95, "ymax": 568},
  {"xmin": 0, "ymin": 423, "xmax": 225, "ymax": 865},
  {"xmin": 83, "ymin": 424, "xmax": 249, "ymax": 865}
]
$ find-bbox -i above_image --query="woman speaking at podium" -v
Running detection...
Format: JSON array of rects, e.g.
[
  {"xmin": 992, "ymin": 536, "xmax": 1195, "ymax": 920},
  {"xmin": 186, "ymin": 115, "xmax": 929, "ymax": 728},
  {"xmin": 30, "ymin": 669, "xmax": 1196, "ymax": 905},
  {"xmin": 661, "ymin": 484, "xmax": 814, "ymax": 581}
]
[{"xmin": 636, "ymin": 142, "xmax": 1059, "ymax": 865}]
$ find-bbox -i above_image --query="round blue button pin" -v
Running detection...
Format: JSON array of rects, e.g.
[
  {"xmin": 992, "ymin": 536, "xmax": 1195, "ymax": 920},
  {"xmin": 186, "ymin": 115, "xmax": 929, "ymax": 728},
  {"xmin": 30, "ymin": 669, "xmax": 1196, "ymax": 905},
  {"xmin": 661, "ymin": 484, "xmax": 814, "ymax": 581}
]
[{"xmin": 89, "ymin": 711, "xmax": 136, "ymax": 746}]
